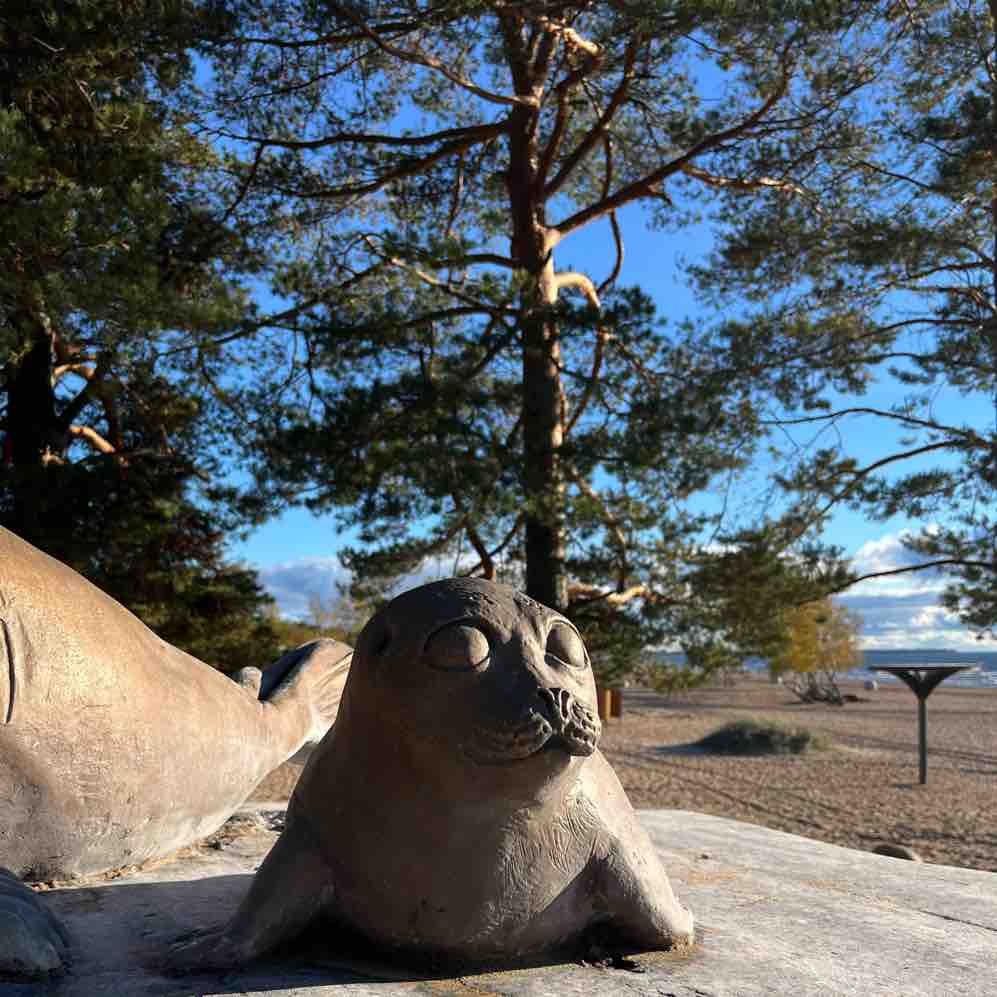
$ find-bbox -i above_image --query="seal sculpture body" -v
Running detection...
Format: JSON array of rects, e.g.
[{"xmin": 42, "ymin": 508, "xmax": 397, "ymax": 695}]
[
  {"xmin": 0, "ymin": 526, "xmax": 350, "ymax": 881},
  {"xmin": 178, "ymin": 577, "xmax": 694, "ymax": 968}
]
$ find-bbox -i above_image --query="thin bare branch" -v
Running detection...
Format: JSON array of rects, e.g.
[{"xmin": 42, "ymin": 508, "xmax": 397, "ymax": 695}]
[
  {"xmin": 564, "ymin": 324, "xmax": 607, "ymax": 437},
  {"xmin": 68, "ymin": 424, "xmax": 116, "ymax": 454},
  {"xmin": 213, "ymin": 121, "xmax": 506, "ymax": 153},
  {"xmin": 544, "ymin": 37, "xmax": 637, "ymax": 199},
  {"xmin": 565, "ymin": 465, "xmax": 629, "ymax": 587},
  {"xmin": 680, "ymin": 163, "xmax": 815, "ymax": 202},
  {"xmin": 766, "ymin": 407, "xmax": 985, "ymax": 444},
  {"xmin": 600, "ymin": 210, "xmax": 624, "ymax": 295},
  {"xmin": 463, "ymin": 522, "xmax": 495, "ymax": 579},
  {"xmin": 53, "ymin": 362, "xmax": 97, "ymax": 382},
  {"xmin": 336, "ymin": 5, "xmax": 539, "ymax": 108},
  {"xmin": 568, "ymin": 582, "xmax": 653, "ymax": 607},
  {"xmin": 552, "ymin": 270, "xmax": 600, "ymax": 304},
  {"xmin": 824, "ymin": 560, "xmax": 994, "ymax": 596},
  {"xmin": 57, "ymin": 354, "xmax": 111, "ymax": 430},
  {"xmin": 553, "ymin": 48, "xmax": 795, "ymax": 240}
]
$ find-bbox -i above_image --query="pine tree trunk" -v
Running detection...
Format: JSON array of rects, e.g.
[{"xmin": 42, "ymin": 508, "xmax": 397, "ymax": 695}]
[
  {"xmin": 3, "ymin": 294, "xmax": 59, "ymax": 540},
  {"xmin": 522, "ymin": 296, "xmax": 568, "ymax": 612},
  {"xmin": 505, "ymin": 85, "xmax": 568, "ymax": 613}
]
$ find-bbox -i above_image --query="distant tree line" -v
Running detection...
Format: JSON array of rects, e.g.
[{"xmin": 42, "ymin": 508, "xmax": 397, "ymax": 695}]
[{"xmin": 2, "ymin": 1, "xmax": 994, "ymax": 680}]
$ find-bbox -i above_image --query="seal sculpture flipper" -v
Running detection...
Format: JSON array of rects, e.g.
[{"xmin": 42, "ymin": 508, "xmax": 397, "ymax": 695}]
[
  {"xmin": 171, "ymin": 814, "xmax": 337, "ymax": 969},
  {"xmin": 260, "ymin": 639, "xmax": 350, "ymax": 748},
  {"xmin": 173, "ymin": 578, "xmax": 693, "ymax": 972},
  {"xmin": 582, "ymin": 753, "xmax": 694, "ymax": 950}
]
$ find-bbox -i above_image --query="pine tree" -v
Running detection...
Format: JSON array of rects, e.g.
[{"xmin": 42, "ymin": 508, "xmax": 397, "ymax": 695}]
[
  {"xmin": 199, "ymin": 1, "xmax": 894, "ymax": 668},
  {"xmin": 693, "ymin": 0, "xmax": 997, "ymax": 633},
  {"xmin": 0, "ymin": 1, "xmax": 278, "ymax": 667}
]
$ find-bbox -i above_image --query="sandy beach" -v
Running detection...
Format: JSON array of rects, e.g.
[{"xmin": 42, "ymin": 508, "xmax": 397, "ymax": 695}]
[
  {"xmin": 602, "ymin": 676, "xmax": 997, "ymax": 872},
  {"xmin": 251, "ymin": 674, "xmax": 997, "ymax": 872}
]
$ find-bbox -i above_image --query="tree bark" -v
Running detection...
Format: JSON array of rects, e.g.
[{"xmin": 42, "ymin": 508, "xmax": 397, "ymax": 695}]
[
  {"xmin": 503, "ymin": 25, "xmax": 568, "ymax": 613},
  {"xmin": 521, "ymin": 275, "xmax": 568, "ymax": 612},
  {"xmin": 3, "ymin": 289, "xmax": 59, "ymax": 540},
  {"xmin": 5, "ymin": 313, "xmax": 57, "ymax": 467}
]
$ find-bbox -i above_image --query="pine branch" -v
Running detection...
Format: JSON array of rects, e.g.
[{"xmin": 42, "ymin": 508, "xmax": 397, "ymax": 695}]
[
  {"xmin": 553, "ymin": 45, "xmax": 795, "ymax": 240},
  {"xmin": 824, "ymin": 560, "xmax": 994, "ymax": 596},
  {"xmin": 336, "ymin": 4, "xmax": 539, "ymax": 108},
  {"xmin": 543, "ymin": 36, "xmax": 636, "ymax": 198}
]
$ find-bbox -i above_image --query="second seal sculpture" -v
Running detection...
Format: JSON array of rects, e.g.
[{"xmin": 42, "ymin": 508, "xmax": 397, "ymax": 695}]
[{"xmin": 175, "ymin": 578, "xmax": 694, "ymax": 968}]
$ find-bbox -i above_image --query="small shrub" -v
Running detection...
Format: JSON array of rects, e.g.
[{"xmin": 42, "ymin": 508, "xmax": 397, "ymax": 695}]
[
  {"xmin": 784, "ymin": 670, "xmax": 844, "ymax": 706},
  {"xmin": 696, "ymin": 719, "xmax": 827, "ymax": 755}
]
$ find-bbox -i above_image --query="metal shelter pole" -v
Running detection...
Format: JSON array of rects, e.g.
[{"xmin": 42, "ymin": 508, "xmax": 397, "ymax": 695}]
[{"xmin": 870, "ymin": 665, "xmax": 976, "ymax": 786}]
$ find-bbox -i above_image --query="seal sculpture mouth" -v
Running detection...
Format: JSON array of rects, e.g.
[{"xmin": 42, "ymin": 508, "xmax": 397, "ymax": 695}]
[{"xmin": 465, "ymin": 687, "xmax": 601, "ymax": 765}]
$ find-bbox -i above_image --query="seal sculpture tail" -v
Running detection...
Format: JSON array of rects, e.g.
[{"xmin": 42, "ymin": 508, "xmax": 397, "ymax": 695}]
[
  {"xmin": 0, "ymin": 525, "xmax": 358, "ymax": 980},
  {"xmin": 259, "ymin": 638, "xmax": 353, "ymax": 748}
]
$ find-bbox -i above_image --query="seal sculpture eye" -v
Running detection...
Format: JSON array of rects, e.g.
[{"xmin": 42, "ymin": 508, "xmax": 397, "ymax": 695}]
[
  {"xmin": 425, "ymin": 623, "xmax": 490, "ymax": 672},
  {"xmin": 546, "ymin": 622, "xmax": 587, "ymax": 670}
]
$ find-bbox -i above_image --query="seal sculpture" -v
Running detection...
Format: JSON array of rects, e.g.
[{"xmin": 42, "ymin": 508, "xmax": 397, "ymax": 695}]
[
  {"xmin": 0, "ymin": 525, "xmax": 351, "ymax": 882},
  {"xmin": 175, "ymin": 577, "xmax": 694, "ymax": 969}
]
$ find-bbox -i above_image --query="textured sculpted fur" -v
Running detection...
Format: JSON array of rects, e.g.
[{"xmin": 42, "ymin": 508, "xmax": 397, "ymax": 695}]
[{"xmin": 174, "ymin": 578, "xmax": 694, "ymax": 969}]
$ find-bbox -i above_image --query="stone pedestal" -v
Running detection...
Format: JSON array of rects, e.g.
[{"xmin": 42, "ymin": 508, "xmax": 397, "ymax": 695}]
[{"xmin": 12, "ymin": 807, "xmax": 997, "ymax": 997}]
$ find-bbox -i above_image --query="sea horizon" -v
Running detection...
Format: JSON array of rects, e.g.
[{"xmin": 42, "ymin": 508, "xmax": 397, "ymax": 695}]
[{"xmin": 654, "ymin": 647, "xmax": 997, "ymax": 689}]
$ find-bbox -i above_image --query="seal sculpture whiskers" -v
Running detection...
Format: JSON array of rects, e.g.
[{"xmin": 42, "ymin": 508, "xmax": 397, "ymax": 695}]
[{"xmin": 174, "ymin": 577, "xmax": 694, "ymax": 969}]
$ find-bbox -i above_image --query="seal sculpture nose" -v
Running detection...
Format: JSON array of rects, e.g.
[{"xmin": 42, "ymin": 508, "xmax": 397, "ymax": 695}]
[
  {"xmin": 536, "ymin": 687, "xmax": 601, "ymax": 755},
  {"xmin": 538, "ymin": 687, "xmax": 573, "ymax": 730}
]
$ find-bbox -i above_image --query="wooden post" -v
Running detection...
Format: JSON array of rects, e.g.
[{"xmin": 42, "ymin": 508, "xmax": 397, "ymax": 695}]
[
  {"xmin": 609, "ymin": 687, "xmax": 623, "ymax": 719},
  {"xmin": 596, "ymin": 686, "xmax": 612, "ymax": 723}
]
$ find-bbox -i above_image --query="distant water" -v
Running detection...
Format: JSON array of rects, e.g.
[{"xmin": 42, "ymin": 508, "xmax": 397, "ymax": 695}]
[
  {"xmin": 848, "ymin": 649, "xmax": 997, "ymax": 689},
  {"xmin": 654, "ymin": 649, "xmax": 997, "ymax": 689}
]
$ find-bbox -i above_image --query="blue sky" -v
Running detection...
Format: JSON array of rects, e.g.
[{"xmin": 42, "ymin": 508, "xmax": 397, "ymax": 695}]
[{"xmin": 226, "ymin": 191, "xmax": 992, "ymax": 651}]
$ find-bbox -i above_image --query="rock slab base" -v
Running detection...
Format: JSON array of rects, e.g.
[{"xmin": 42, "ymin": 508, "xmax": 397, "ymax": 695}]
[{"xmin": 6, "ymin": 808, "xmax": 996, "ymax": 997}]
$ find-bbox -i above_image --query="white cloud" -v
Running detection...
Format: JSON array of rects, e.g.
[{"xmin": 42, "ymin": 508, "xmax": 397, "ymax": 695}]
[
  {"xmin": 840, "ymin": 530, "xmax": 986, "ymax": 651},
  {"xmin": 258, "ymin": 557, "xmax": 347, "ymax": 619},
  {"xmin": 257, "ymin": 554, "xmax": 471, "ymax": 620},
  {"xmin": 850, "ymin": 530, "xmax": 947, "ymax": 595},
  {"xmin": 910, "ymin": 604, "xmax": 958, "ymax": 629}
]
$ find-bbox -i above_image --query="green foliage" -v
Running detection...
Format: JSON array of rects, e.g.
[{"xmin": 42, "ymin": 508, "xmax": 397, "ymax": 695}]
[
  {"xmin": 696, "ymin": 719, "xmax": 827, "ymax": 755},
  {"xmin": 0, "ymin": 388, "xmax": 283, "ymax": 671},
  {"xmin": 681, "ymin": 529, "xmax": 855, "ymax": 665},
  {"xmin": 692, "ymin": 0, "xmax": 997, "ymax": 635},
  {"xmin": 8, "ymin": 0, "xmax": 972, "ymax": 681},
  {"xmin": 196, "ymin": 0, "xmax": 892, "ymax": 682},
  {"xmin": 0, "ymin": 1, "xmax": 274, "ymax": 666},
  {"xmin": 645, "ymin": 653, "xmax": 739, "ymax": 698},
  {"xmin": 129, "ymin": 561, "xmax": 282, "ymax": 672}
]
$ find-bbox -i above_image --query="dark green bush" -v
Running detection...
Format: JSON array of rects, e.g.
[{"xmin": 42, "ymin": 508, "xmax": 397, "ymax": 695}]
[{"xmin": 696, "ymin": 719, "xmax": 827, "ymax": 755}]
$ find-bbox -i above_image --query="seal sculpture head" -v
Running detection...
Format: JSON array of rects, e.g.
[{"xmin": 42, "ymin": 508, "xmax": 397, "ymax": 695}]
[
  {"xmin": 346, "ymin": 579, "xmax": 601, "ymax": 773},
  {"xmin": 174, "ymin": 577, "xmax": 695, "ymax": 972}
]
